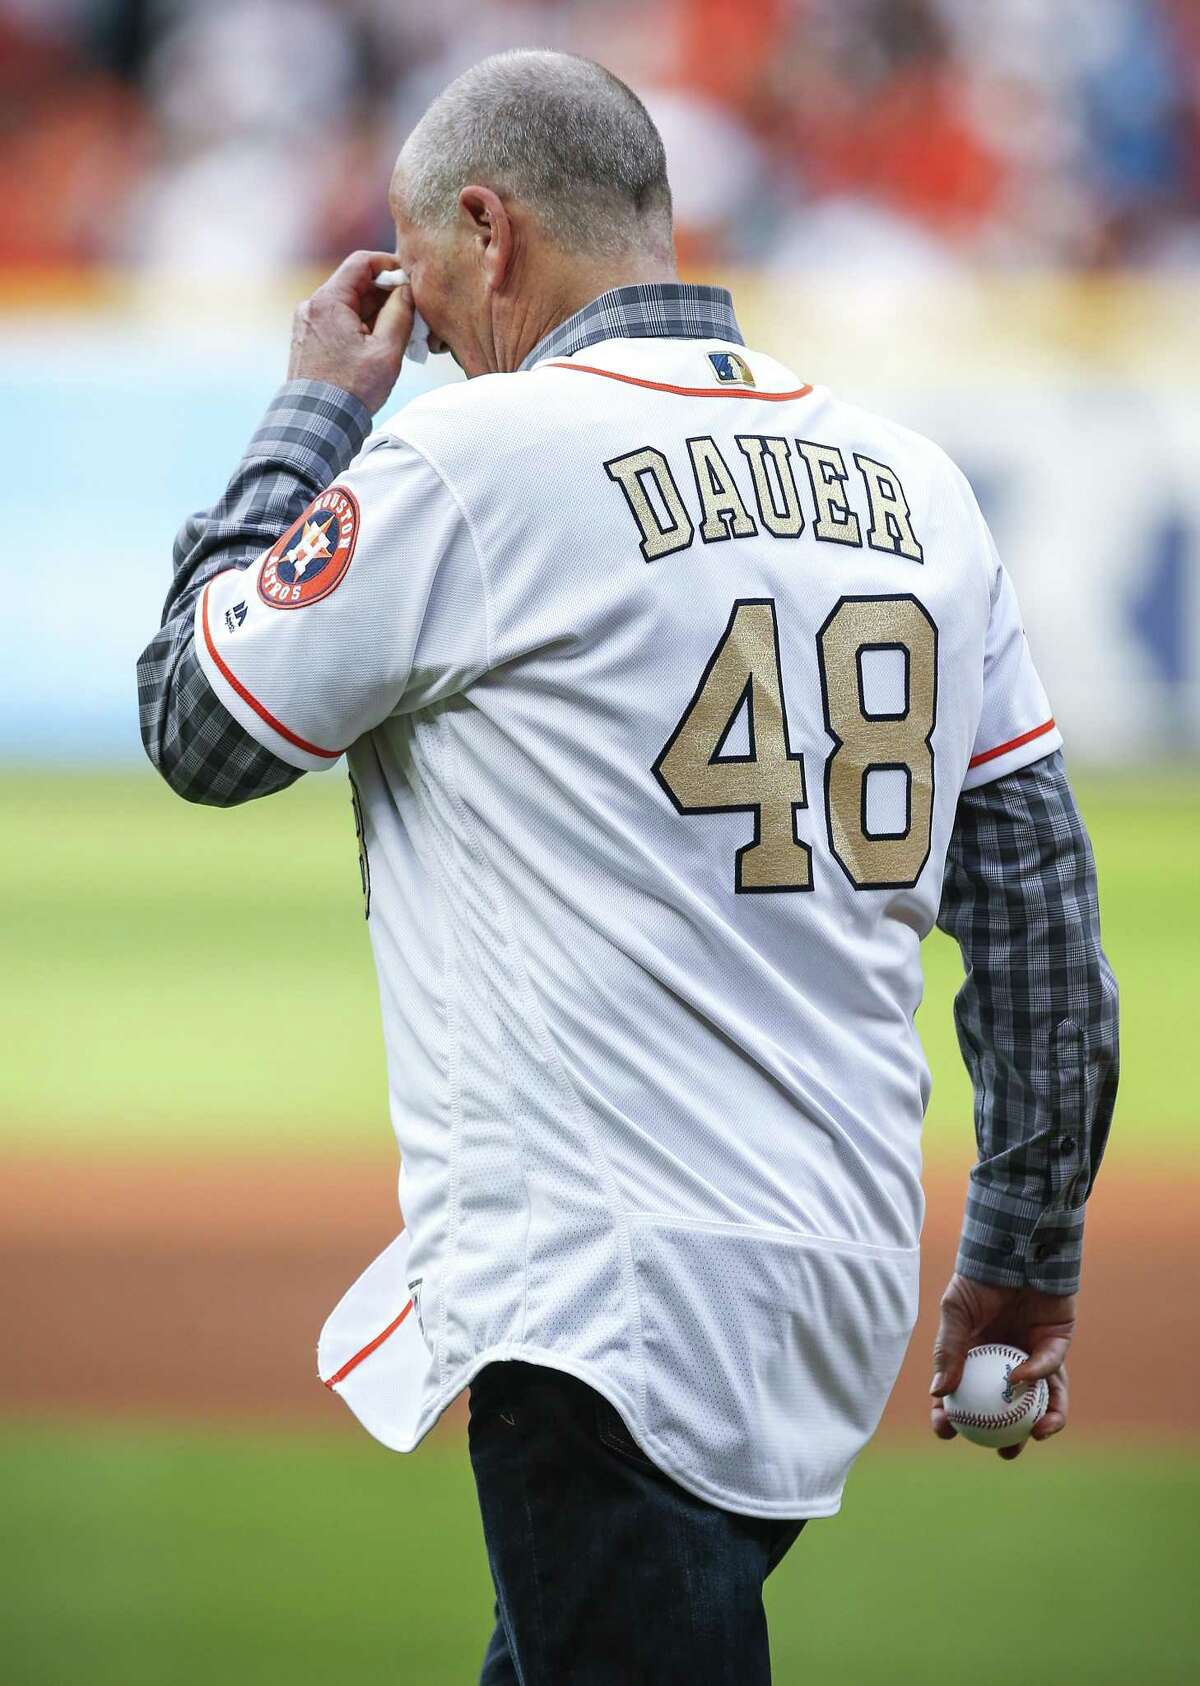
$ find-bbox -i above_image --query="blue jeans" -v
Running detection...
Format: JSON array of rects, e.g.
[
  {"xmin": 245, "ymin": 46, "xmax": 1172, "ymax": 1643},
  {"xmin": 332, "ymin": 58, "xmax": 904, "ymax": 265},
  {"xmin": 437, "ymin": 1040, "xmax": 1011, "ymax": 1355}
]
[{"xmin": 468, "ymin": 1361, "xmax": 804, "ymax": 1685}]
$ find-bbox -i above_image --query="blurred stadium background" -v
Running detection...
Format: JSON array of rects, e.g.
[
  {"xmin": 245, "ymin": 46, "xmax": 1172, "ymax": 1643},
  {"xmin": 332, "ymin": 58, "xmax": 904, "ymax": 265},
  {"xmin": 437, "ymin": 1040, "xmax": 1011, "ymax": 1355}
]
[{"xmin": 2, "ymin": 1, "xmax": 1197, "ymax": 1681}]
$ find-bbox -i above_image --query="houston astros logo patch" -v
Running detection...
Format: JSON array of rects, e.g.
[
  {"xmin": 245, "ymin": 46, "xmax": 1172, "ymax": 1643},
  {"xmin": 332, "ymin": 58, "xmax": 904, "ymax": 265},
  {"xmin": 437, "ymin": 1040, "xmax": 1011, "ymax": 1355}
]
[{"xmin": 259, "ymin": 486, "xmax": 359, "ymax": 609}]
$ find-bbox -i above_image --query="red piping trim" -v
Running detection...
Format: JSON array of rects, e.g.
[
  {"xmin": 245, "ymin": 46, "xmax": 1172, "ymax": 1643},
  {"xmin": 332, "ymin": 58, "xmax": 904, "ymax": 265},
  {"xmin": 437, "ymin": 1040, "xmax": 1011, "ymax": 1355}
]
[
  {"xmin": 200, "ymin": 579, "xmax": 342, "ymax": 761},
  {"xmin": 969, "ymin": 718, "xmax": 1057, "ymax": 769},
  {"xmin": 323, "ymin": 1298, "xmax": 415, "ymax": 1390},
  {"xmin": 545, "ymin": 362, "xmax": 814, "ymax": 401}
]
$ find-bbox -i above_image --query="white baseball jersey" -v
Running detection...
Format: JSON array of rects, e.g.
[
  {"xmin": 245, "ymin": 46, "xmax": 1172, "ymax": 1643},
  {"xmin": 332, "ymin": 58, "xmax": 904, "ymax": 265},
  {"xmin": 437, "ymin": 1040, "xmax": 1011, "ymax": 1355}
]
[{"xmin": 197, "ymin": 333, "xmax": 1060, "ymax": 1517}]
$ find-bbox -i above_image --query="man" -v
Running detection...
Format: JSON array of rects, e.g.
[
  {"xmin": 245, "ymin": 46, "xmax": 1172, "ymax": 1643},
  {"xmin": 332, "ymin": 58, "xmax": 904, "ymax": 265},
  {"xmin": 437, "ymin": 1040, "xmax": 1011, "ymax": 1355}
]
[{"xmin": 138, "ymin": 50, "xmax": 1117, "ymax": 1686}]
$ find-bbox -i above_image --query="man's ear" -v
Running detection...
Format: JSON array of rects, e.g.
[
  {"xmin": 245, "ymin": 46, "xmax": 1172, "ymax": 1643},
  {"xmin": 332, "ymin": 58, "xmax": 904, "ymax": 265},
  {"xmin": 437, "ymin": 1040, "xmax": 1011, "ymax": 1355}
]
[{"xmin": 459, "ymin": 185, "xmax": 513, "ymax": 292}]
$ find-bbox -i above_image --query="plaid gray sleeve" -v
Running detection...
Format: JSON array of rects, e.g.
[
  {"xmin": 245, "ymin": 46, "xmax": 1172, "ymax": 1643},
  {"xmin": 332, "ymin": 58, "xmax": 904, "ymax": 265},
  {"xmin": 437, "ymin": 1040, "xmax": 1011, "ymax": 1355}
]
[
  {"xmin": 137, "ymin": 379, "xmax": 371, "ymax": 806},
  {"xmin": 936, "ymin": 750, "xmax": 1119, "ymax": 1295}
]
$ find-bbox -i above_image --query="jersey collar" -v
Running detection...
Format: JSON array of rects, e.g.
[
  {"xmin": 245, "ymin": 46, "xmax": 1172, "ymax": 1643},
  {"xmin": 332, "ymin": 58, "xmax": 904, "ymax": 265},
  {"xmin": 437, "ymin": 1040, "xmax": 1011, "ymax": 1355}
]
[{"xmin": 521, "ymin": 283, "xmax": 743, "ymax": 372}]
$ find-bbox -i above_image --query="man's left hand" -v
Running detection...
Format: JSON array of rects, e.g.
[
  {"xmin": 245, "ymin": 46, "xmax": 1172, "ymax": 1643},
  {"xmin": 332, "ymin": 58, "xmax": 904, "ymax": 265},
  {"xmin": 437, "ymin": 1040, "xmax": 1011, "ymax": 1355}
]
[{"xmin": 929, "ymin": 1273, "xmax": 1075, "ymax": 1460}]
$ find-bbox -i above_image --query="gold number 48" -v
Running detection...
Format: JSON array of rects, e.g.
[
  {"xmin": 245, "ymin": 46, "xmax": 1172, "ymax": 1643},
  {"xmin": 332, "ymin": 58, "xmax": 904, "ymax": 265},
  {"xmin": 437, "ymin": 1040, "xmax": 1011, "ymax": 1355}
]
[{"xmin": 653, "ymin": 596, "xmax": 938, "ymax": 893}]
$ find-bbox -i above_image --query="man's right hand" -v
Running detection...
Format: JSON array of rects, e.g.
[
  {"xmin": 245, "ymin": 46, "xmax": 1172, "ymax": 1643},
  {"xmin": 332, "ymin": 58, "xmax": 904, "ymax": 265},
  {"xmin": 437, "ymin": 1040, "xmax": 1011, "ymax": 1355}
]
[
  {"xmin": 287, "ymin": 250, "xmax": 414, "ymax": 415},
  {"xmin": 929, "ymin": 1273, "xmax": 1075, "ymax": 1460}
]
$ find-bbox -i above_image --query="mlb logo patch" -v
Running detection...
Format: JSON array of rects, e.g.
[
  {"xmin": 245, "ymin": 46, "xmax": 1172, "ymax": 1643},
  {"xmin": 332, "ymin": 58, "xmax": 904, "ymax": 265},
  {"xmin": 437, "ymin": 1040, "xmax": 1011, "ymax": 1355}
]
[{"xmin": 708, "ymin": 351, "xmax": 755, "ymax": 387}]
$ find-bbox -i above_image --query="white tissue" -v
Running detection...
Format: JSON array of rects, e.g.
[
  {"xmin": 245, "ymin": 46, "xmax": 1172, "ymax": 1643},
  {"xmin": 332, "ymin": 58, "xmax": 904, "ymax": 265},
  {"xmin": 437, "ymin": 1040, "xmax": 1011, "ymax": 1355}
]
[{"xmin": 375, "ymin": 267, "xmax": 430, "ymax": 364}]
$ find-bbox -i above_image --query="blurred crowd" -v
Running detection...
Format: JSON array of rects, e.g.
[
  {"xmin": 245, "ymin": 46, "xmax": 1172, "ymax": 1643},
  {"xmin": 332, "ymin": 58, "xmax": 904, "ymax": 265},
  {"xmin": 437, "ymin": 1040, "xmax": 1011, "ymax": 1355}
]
[{"xmin": 2, "ymin": 0, "xmax": 1198, "ymax": 279}]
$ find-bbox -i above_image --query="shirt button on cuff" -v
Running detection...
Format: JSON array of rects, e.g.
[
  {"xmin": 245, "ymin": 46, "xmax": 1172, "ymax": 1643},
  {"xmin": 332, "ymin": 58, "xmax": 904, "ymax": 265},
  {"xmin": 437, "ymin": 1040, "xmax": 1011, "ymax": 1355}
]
[
  {"xmin": 1001, "ymin": 1233, "xmax": 1018, "ymax": 1255},
  {"xmin": 1033, "ymin": 1242, "xmax": 1052, "ymax": 1262}
]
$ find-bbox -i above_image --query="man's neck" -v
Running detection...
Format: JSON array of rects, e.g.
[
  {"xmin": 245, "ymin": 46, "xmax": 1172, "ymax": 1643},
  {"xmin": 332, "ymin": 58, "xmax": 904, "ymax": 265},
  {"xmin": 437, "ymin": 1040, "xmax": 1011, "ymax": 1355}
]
[{"xmin": 503, "ymin": 256, "xmax": 679, "ymax": 373}]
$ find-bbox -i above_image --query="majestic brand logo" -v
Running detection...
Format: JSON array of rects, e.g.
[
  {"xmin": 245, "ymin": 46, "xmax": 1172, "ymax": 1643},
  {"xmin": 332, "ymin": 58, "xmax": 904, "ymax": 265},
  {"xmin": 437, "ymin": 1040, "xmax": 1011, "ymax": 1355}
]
[
  {"xmin": 259, "ymin": 486, "xmax": 359, "ymax": 609},
  {"xmin": 708, "ymin": 351, "xmax": 755, "ymax": 387},
  {"xmin": 407, "ymin": 1276, "xmax": 425, "ymax": 1340}
]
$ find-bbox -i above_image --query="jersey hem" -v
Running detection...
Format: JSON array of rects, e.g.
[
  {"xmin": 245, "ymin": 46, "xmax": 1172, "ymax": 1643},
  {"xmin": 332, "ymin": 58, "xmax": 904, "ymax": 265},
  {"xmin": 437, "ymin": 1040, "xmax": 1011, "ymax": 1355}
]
[
  {"xmin": 962, "ymin": 722, "xmax": 1063, "ymax": 791},
  {"xmin": 969, "ymin": 717, "xmax": 1057, "ymax": 770},
  {"xmin": 194, "ymin": 577, "xmax": 344, "ymax": 773},
  {"xmin": 400, "ymin": 1344, "xmax": 843, "ymax": 1521}
]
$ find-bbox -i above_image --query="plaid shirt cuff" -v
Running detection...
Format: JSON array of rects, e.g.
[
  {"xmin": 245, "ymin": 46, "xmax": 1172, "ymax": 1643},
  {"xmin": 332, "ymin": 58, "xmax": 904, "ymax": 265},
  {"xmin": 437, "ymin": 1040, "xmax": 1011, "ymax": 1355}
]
[
  {"xmin": 956, "ymin": 1176, "xmax": 1087, "ymax": 1293},
  {"xmin": 246, "ymin": 377, "xmax": 371, "ymax": 469},
  {"xmin": 249, "ymin": 378, "xmax": 372, "ymax": 474}
]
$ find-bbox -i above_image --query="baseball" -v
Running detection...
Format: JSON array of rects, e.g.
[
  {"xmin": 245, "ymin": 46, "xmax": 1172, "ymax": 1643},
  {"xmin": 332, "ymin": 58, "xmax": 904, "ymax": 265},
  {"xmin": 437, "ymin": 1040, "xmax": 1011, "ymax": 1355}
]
[{"xmin": 943, "ymin": 1344, "xmax": 1049, "ymax": 1449}]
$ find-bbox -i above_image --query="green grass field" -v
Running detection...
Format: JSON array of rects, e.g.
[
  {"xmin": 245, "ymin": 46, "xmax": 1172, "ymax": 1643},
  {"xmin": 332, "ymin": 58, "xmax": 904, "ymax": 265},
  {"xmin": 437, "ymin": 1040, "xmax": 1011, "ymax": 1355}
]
[
  {"xmin": 4, "ymin": 768, "xmax": 1197, "ymax": 1683},
  {"xmin": 3, "ymin": 767, "xmax": 1196, "ymax": 1158},
  {"xmin": 1, "ymin": 1425, "xmax": 1195, "ymax": 1685}
]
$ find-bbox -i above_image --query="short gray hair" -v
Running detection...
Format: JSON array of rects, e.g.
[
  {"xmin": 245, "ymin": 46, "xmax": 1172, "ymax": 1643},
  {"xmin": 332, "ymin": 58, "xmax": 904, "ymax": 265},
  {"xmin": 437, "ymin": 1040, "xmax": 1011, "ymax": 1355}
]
[{"xmin": 399, "ymin": 51, "xmax": 673, "ymax": 259}]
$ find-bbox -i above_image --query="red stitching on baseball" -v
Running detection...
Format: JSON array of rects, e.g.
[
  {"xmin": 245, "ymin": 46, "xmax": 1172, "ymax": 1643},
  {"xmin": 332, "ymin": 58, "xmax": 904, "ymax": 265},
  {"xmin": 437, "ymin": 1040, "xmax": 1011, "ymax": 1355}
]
[
  {"xmin": 947, "ymin": 1399, "xmax": 1042, "ymax": 1429},
  {"xmin": 946, "ymin": 1347, "xmax": 1047, "ymax": 1430}
]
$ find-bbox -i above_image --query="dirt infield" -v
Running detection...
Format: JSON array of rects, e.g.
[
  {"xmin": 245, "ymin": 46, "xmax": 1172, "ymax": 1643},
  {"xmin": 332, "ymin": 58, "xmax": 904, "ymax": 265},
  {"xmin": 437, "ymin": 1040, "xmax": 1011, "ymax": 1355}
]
[{"xmin": 3, "ymin": 1150, "xmax": 1194, "ymax": 1439}]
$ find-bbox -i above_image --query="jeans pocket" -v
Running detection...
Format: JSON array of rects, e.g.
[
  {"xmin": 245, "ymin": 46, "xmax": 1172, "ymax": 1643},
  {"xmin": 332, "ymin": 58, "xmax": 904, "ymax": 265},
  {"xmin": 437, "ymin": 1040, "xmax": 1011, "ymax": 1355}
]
[
  {"xmin": 468, "ymin": 1364, "xmax": 520, "ymax": 1451},
  {"xmin": 594, "ymin": 1396, "xmax": 654, "ymax": 1469}
]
